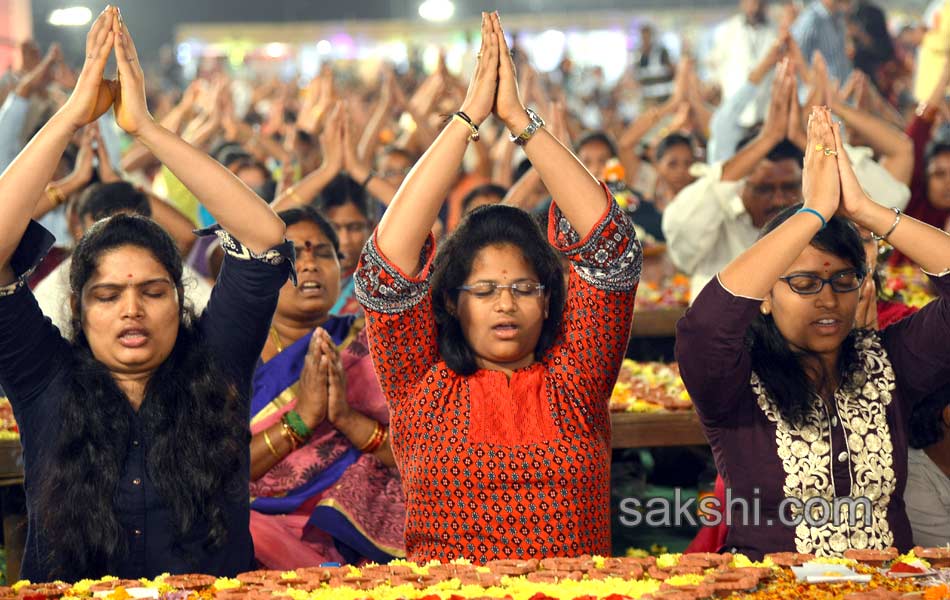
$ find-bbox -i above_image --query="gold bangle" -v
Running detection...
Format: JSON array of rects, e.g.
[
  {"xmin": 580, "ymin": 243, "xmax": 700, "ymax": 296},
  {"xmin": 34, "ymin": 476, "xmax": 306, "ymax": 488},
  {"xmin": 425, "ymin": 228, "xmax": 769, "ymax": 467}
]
[
  {"xmin": 358, "ymin": 421, "xmax": 386, "ymax": 453},
  {"xmin": 278, "ymin": 421, "xmax": 296, "ymax": 451},
  {"xmin": 281, "ymin": 417, "xmax": 304, "ymax": 449},
  {"xmin": 46, "ymin": 184, "xmax": 66, "ymax": 207},
  {"xmin": 263, "ymin": 429, "xmax": 282, "ymax": 459},
  {"xmin": 286, "ymin": 186, "xmax": 304, "ymax": 205}
]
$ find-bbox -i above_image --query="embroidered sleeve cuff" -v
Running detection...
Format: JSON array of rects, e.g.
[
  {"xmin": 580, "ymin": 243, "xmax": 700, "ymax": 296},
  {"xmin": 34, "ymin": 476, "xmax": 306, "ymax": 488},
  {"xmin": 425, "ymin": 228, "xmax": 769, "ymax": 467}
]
[
  {"xmin": 194, "ymin": 225, "xmax": 297, "ymax": 285},
  {"xmin": 547, "ymin": 185, "xmax": 643, "ymax": 292},
  {"xmin": 0, "ymin": 220, "xmax": 56, "ymax": 298},
  {"xmin": 354, "ymin": 231, "xmax": 436, "ymax": 314}
]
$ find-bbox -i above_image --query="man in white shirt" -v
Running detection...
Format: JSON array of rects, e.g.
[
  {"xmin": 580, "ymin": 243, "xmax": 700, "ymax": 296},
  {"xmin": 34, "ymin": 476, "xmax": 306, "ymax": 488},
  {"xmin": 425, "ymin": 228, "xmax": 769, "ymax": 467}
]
[
  {"xmin": 664, "ymin": 62, "xmax": 910, "ymax": 299},
  {"xmin": 34, "ymin": 182, "xmax": 211, "ymax": 338},
  {"xmin": 905, "ymin": 389, "xmax": 950, "ymax": 546},
  {"xmin": 708, "ymin": 0, "xmax": 778, "ymax": 127}
]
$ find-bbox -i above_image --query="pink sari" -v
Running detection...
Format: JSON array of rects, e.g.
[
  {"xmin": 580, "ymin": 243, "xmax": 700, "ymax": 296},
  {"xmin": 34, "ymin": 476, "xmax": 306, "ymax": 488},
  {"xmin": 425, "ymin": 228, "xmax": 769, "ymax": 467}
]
[{"xmin": 248, "ymin": 316, "xmax": 405, "ymax": 567}]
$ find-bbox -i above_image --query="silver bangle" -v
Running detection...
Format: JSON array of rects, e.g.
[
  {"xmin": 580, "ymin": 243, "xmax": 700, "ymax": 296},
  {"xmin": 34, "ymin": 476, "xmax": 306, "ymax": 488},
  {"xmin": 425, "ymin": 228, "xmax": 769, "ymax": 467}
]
[{"xmin": 871, "ymin": 207, "xmax": 902, "ymax": 242}]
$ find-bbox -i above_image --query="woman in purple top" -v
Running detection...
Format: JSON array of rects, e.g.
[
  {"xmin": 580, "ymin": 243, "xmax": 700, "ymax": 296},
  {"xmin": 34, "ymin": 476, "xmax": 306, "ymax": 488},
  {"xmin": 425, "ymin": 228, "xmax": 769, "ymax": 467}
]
[{"xmin": 676, "ymin": 106, "xmax": 950, "ymax": 559}]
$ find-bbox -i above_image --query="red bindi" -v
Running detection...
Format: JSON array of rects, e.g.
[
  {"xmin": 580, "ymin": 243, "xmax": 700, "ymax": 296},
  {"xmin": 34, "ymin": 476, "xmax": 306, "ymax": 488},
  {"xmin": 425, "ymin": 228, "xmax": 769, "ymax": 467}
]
[
  {"xmin": 127, "ymin": 274, "xmax": 133, "ymax": 278},
  {"xmin": 823, "ymin": 262, "xmax": 830, "ymax": 267}
]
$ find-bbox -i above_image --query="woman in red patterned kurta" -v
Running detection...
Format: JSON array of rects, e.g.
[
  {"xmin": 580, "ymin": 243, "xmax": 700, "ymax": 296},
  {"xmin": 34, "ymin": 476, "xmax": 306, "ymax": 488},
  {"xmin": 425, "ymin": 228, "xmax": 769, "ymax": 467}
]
[{"xmin": 353, "ymin": 13, "xmax": 641, "ymax": 563}]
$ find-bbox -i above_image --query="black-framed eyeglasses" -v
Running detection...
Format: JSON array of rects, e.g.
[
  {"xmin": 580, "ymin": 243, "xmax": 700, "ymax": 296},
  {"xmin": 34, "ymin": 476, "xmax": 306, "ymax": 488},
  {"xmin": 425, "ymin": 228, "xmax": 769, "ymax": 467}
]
[
  {"xmin": 779, "ymin": 270, "xmax": 865, "ymax": 295},
  {"xmin": 457, "ymin": 281, "xmax": 546, "ymax": 299}
]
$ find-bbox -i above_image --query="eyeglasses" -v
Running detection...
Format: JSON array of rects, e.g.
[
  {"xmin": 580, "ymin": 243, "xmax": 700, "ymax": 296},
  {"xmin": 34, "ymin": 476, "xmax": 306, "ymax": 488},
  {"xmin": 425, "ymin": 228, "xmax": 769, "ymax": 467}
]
[
  {"xmin": 330, "ymin": 221, "xmax": 370, "ymax": 235},
  {"xmin": 779, "ymin": 270, "xmax": 865, "ymax": 295},
  {"xmin": 457, "ymin": 281, "xmax": 546, "ymax": 299},
  {"xmin": 747, "ymin": 182, "xmax": 802, "ymax": 199}
]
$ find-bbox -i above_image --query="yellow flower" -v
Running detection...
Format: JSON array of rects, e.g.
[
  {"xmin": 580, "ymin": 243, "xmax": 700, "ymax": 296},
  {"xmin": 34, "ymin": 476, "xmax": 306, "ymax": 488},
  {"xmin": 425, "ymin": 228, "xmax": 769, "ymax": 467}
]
[
  {"xmin": 656, "ymin": 553, "xmax": 682, "ymax": 569},
  {"xmin": 212, "ymin": 578, "xmax": 241, "ymax": 591},
  {"xmin": 12, "ymin": 580, "xmax": 32, "ymax": 591},
  {"xmin": 731, "ymin": 553, "xmax": 776, "ymax": 569},
  {"xmin": 665, "ymin": 574, "xmax": 705, "ymax": 586},
  {"xmin": 896, "ymin": 549, "xmax": 931, "ymax": 569},
  {"xmin": 811, "ymin": 556, "xmax": 858, "ymax": 566}
]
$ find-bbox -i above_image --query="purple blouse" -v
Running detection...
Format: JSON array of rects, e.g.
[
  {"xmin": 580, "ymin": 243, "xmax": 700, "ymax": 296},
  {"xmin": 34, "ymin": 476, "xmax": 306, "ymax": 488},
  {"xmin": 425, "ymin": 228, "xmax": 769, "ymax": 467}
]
[{"xmin": 675, "ymin": 273, "xmax": 950, "ymax": 559}]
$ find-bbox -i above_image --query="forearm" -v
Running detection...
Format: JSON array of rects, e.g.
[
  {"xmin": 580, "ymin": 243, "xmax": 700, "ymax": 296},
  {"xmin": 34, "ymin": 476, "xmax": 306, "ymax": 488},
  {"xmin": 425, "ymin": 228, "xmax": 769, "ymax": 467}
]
[
  {"xmin": 722, "ymin": 133, "xmax": 774, "ymax": 182},
  {"xmin": 376, "ymin": 118, "xmax": 469, "ymax": 274},
  {"xmin": 30, "ymin": 171, "xmax": 87, "ymax": 220},
  {"xmin": 687, "ymin": 94, "xmax": 712, "ymax": 135},
  {"xmin": 857, "ymin": 203, "xmax": 950, "ymax": 274},
  {"xmin": 136, "ymin": 122, "xmax": 285, "ymax": 253},
  {"xmin": 357, "ymin": 102, "xmax": 389, "ymax": 162},
  {"xmin": 619, "ymin": 104, "xmax": 668, "ymax": 150},
  {"xmin": 271, "ymin": 163, "xmax": 337, "ymax": 211},
  {"xmin": 334, "ymin": 411, "xmax": 396, "ymax": 468},
  {"xmin": 120, "ymin": 141, "xmax": 159, "ymax": 173},
  {"xmin": 364, "ymin": 174, "xmax": 398, "ymax": 206},
  {"xmin": 184, "ymin": 115, "xmax": 221, "ymax": 150},
  {"xmin": 502, "ymin": 167, "xmax": 544, "ymax": 210},
  {"xmin": 719, "ymin": 211, "xmax": 824, "ymax": 298},
  {"xmin": 250, "ymin": 131, "xmax": 290, "ymax": 165},
  {"xmin": 835, "ymin": 102, "xmax": 913, "ymax": 184},
  {"xmin": 708, "ymin": 84, "xmax": 759, "ymax": 162},
  {"xmin": 147, "ymin": 192, "xmax": 197, "ymax": 255},
  {"xmin": 250, "ymin": 422, "xmax": 297, "ymax": 481},
  {"xmin": 517, "ymin": 121, "xmax": 606, "ymax": 237},
  {"xmin": 491, "ymin": 142, "xmax": 516, "ymax": 187},
  {"xmin": 160, "ymin": 103, "xmax": 193, "ymax": 135},
  {"xmin": 0, "ymin": 112, "xmax": 76, "ymax": 268}
]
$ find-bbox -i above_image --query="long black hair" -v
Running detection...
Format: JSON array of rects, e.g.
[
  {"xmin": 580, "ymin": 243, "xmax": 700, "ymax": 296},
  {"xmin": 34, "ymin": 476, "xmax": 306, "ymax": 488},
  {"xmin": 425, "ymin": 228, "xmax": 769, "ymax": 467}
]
[
  {"xmin": 37, "ymin": 215, "xmax": 246, "ymax": 579},
  {"xmin": 747, "ymin": 204, "xmax": 867, "ymax": 427},
  {"xmin": 430, "ymin": 204, "xmax": 566, "ymax": 375}
]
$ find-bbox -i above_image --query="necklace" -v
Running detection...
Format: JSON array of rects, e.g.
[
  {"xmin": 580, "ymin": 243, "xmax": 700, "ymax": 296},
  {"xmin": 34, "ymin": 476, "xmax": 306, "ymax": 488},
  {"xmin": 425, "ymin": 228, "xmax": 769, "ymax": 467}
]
[{"xmin": 269, "ymin": 326, "xmax": 286, "ymax": 353}]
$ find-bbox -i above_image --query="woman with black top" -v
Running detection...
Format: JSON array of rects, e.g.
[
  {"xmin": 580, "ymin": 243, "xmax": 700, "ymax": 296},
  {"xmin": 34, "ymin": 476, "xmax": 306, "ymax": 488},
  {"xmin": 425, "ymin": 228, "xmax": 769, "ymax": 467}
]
[
  {"xmin": 0, "ymin": 9, "xmax": 293, "ymax": 580},
  {"xmin": 676, "ymin": 106, "xmax": 950, "ymax": 558}
]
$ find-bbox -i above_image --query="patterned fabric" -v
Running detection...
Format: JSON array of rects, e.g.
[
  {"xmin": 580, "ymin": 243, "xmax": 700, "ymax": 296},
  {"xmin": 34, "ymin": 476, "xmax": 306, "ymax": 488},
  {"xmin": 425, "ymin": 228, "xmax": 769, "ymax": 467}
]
[
  {"xmin": 751, "ymin": 330, "xmax": 897, "ymax": 555},
  {"xmin": 249, "ymin": 318, "xmax": 405, "ymax": 565},
  {"xmin": 354, "ymin": 193, "xmax": 641, "ymax": 563}
]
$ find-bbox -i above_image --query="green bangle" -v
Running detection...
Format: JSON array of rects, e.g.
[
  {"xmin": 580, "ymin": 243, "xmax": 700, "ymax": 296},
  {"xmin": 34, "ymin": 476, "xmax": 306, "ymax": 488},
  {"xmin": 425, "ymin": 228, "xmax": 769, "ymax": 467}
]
[{"xmin": 284, "ymin": 410, "xmax": 312, "ymax": 440}]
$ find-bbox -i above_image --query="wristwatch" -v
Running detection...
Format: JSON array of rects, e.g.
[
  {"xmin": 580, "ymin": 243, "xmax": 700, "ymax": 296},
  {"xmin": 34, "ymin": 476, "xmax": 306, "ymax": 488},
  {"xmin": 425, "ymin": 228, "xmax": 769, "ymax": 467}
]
[{"xmin": 509, "ymin": 108, "xmax": 545, "ymax": 146}]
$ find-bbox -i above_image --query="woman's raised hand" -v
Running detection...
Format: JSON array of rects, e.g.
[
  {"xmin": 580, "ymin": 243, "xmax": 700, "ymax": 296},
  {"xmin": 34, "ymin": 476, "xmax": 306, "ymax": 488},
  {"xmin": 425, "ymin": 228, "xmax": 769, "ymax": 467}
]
[
  {"xmin": 830, "ymin": 115, "xmax": 875, "ymax": 223},
  {"xmin": 458, "ymin": 13, "xmax": 499, "ymax": 126},
  {"xmin": 112, "ymin": 10, "xmax": 154, "ymax": 136},
  {"xmin": 801, "ymin": 107, "xmax": 840, "ymax": 222},
  {"xmin": 490, "ymin": 12, "xmax": 528, "ymax": 130},
  {"xmin": 58, "ymin": 7, "xmax": 117, "ymax": 131}
]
